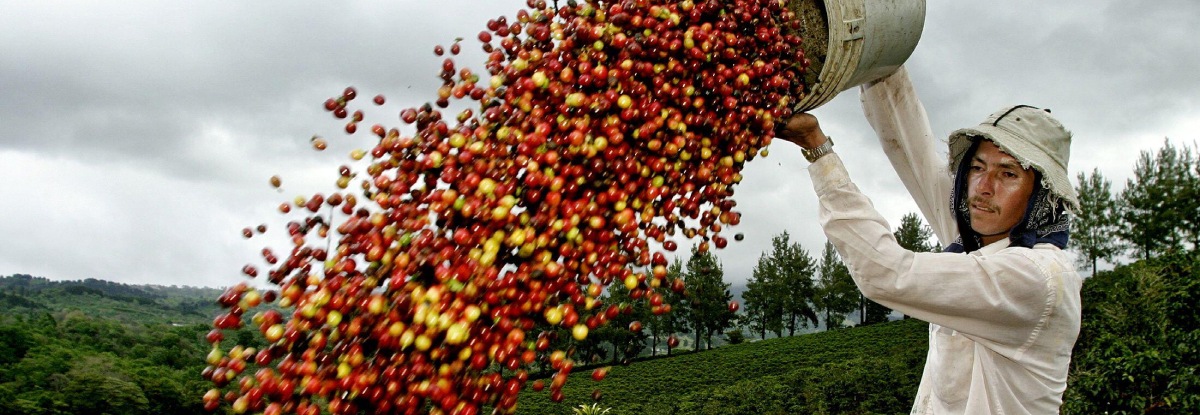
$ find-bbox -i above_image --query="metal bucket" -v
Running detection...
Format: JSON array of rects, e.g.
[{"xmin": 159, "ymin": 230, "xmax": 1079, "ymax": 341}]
[{"xmin": 790, "ymin": 0, "xmax": 927, "ymax": 111}]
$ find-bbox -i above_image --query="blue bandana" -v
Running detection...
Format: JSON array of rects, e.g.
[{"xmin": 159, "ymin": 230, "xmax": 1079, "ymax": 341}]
[{"xmin": 944, "ymin": 139, "xmax": 1072, "ymax": 253}]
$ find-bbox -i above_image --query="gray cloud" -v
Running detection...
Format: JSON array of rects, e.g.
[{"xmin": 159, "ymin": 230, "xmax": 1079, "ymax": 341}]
[{"xmin": 1, "ymin": 1, "xmax": 1196, "ymax": 288}]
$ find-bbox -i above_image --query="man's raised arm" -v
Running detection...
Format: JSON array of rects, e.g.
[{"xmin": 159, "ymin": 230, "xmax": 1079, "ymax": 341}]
[{"xmin": 859, "ymin": 67, "xmax": 956, "ymax": 248}]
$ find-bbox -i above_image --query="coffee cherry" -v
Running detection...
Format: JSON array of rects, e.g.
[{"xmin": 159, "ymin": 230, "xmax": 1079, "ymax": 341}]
[{"xmin": 209, "ymin": 1, "xmax": 810, "ymax": 413}]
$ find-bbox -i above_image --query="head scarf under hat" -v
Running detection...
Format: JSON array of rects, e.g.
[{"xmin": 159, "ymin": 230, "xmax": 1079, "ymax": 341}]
[{"xmin": 943, "ymin": 106, "xmax": 1075, "ymax": 253}]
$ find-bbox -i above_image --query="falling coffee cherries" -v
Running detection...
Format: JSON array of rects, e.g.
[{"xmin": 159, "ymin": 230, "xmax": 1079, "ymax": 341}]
[{"xmin": 205, "ymin": 1, "xmax": 809, "ymax": 414}]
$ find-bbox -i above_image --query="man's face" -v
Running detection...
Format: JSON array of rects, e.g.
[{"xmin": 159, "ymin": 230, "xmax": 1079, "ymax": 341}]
[{"xmin": 967, "ymin": 140, "xmax": 1036, "ymax": 245}]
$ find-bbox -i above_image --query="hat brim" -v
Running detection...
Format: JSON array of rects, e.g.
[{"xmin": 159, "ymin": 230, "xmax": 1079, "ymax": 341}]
[{"xmin": 949, "ymin": 125, "xmax": 1080, "ymax": 211}]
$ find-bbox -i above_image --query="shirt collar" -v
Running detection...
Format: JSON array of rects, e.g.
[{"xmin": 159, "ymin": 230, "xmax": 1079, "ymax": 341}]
[{"xmin": 971, "ymin": 238, "xmax": 1012, "ymax": 256}]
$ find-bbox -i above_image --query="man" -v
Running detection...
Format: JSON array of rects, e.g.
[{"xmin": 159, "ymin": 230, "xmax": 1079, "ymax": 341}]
[{"xmin": 776, "ymin": 68, "xmax": 1082, "ymax": 414}]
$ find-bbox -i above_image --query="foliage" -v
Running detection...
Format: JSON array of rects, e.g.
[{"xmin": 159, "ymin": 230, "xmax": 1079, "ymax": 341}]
[
  {"xmin": 814, "ymin": 241, "xmax": 856, "ymax": 330},
  {"xmin": 0, "ymin": 274, "xmax": 219, "ymax": 415},
  {"xmin": 744, "ymin": 250, "xmax": 785, "ymax": 339},
  {"xmin": 893, "ymin": 212, "xmax": 935, "ymax": 253},
  {"xmin": 682, "ymin": 248, "xmax": 737, "ymax": 350},
  {"xmin": 742, "ymin": 232, "xmax": 818, "ymax": 338},
  {"xmin": 646, "ymin": 258, "xmax": 690, "ymax": 355},
  {"xmin": 571, "ymin": 403, "xmax": 612, "ymax": 415},
  {"xmin": 1071, "ymin": 168, "xmax": 1123, "ymax": 277},
  {"xmin": 1062, "ymin": 252, "xmax": 1200, "ymax": 414},
  {"xmin": 515, "ymin": 318, "xmax": 928, "ymax": 415},
  {"xmin": 598, "ymin": 279, "xmax": 650, "ymax": 364},
  {"xmin": 0, "ymin": 325, "xmax": 33, "ymax": 366},
  {"xmin": 1187, "ymin": 151, "xmax": 1200, "ymax": 248},
  {"xmin": 58, "ymin": 355, "xmax": 152, "ymax": 414},
  {"xmin": 1118, "ymin": 139, "xmax": 1198, "ymax": 259},
  {"xmin": 775, "ymin": 234, "xmax": 819, "ymax": 335},
  {"xmin": 724, "ymin": 328, "xmax": 746, "ymax": 345}
]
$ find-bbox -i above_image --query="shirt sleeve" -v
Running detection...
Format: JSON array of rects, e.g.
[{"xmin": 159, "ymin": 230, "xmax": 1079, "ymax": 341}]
[
  {"xmin": 808, "ymin": 154, "xmax": 1062, "ymax": 350},
  {"xmin": 858, "ymin": 67, "xmax": 957, "ymax": 248}
]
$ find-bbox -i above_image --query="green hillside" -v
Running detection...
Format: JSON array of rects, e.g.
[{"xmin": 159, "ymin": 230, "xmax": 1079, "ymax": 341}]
[
  {"xmin": 1, "ymin": 250, "xmax": 1196, "ymax": 415},
  {"xmin": 0, "ymin": 275, "xmax": 228, "ymax": 414},
  {"xmin": 0, "ymin": 274, "xmax": 223, "ymax": 326},
  {"xmin": 516, "ymin": 318, "xmax": 927, "ymax": 415}
]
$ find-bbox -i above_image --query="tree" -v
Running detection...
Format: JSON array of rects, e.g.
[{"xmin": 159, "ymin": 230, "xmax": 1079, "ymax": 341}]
[
  {"xmin": 647, "ymin": 259, "xmax": 690, "ymax": 355},
  {"xmin": 131, "ymin": 368, "xmax": 193, "ymax": 415},
  {"xmin": 893, "ymin": 212, "xmax": 935, "ymax": 253},
  {"xmin": 0, "ymin": 324, "xmax": 32, "ymax": 366},
  {"xmin": 1183, "ymin": 144, "xmax": 1200, "ymax": 250},
  {"xmin": 744, "ymin": 251, "xmax": 785, "ymax": 339},
  {"xmin": 758, "ymin": 231, "xmax": 825, "ymax": 335},
  {"xmin": 1119, "ymin": 139, "xmax": 1196, "ymax": 259},
  {"xmin": 58, "ymin": 355, "xmax": 150, "ymax": 415},
  {"xmin": 600, "ymin": 277, "xmax": 650, "ymax": 363},
  {"xmin": 776, "ymin": 236, "xmax": 819, "ymax": 335},
  {"xmin": 814, "ymin": 241, "xmax": 857, "ymax": 330},
  {"xmin": 1071, "ymin": 168, "xmax": 1122, "ymax": 277},
  {"xmin": 572, "ymin": 326, "xmax": 610, "ymax": 366},
  {"xmin": 683, "ymin": 248, "xmax": 736, "ymax": 350},
  {"xmin": 745, "ymin": 232, "xmax": 819, "ymax": 336}
]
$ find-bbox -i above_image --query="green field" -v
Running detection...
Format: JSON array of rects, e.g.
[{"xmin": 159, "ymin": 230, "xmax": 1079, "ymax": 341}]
[{"xmin": 517, "ymin": 318, "xmax": 927, "ymax": 415}]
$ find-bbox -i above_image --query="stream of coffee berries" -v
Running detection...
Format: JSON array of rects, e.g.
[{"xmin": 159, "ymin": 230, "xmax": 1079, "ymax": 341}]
[{"xmin": 204, "ymin": 1, "xmax": 809, "ymax": 414}]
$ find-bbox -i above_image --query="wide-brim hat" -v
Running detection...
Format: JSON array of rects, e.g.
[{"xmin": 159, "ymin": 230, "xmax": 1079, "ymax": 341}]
[{"xmin": 948, "ymin": 105, "xmax": 1080, "ymax": 211}]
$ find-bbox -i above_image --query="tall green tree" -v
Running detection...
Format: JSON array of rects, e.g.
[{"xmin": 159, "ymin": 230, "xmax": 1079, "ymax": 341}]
[
  {"xmin": 814, "ymin": 241, "xmax": 857, "ymax": 330},
  {"xmin": 1071, "ymin": 168, "xmax": 1123, "ymax": 277},
  {"xmin": 768, "ymin": 232, "xmax": 819, "ymax": 335},
  {"xmin": 1183, "ymin": 144, "xmax": 1200, "ymax": 250},
  {"xmin": 894, "ymin": 212, "xmax": 935, "ymax": 253},
  {"xmin": 600, "ymin": 276, "xmax": 650, "ymax": 363},
  {"xmin": 647, "ymin": 259, "xmax": 690, "ymax": 355},
  {"xmin": 683, "ymin": 248, "xmax": 736, "ymax": 350},
  {"xmin": 1119, "ymin": 139, "xmax": 1195, "ymax": 259},
  {"xmin": 744, "ymin": 251, "xmax": 785, "ymax": 339}
]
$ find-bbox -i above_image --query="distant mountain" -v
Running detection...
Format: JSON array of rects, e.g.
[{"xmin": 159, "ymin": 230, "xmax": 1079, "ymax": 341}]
[{"xmin": 0, "ymin": 273, "xmax": 224, "ymax": 326}]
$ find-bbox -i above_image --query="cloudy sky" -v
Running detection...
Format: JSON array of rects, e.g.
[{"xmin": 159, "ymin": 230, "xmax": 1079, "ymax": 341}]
[{"xmin": 2, "ymin": 1, "xmax": 1197, "ymax": 289}]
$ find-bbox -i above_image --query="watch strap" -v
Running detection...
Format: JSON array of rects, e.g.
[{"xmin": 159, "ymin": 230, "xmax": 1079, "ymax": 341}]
[{"xmin": 801, "ymin": 137, "xmax": 834, "ymax": 162}]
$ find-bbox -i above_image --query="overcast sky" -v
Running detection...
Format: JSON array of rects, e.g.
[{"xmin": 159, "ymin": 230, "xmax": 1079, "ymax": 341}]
[{"xmin": 2, "ymin": 1, "xmax": 1197, "ymax": 289}]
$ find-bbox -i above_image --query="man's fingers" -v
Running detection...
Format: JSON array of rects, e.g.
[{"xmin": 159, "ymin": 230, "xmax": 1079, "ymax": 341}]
[{"xmin": 776, "ymin": 114, "xmax": 817, "ymax": 139}]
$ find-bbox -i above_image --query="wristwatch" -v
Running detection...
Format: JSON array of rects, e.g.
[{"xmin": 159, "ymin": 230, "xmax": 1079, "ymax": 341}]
[{"xmin": 801, "ymin": 137, "xmax": 834, "ymax": 162}]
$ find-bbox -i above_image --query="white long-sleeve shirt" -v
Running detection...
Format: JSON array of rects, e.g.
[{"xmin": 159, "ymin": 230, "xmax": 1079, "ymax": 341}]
[{"xmin": 806, "ymin": 68, "xmax": 1082, "ymax": 414}]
